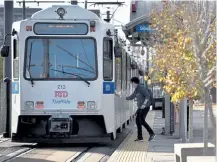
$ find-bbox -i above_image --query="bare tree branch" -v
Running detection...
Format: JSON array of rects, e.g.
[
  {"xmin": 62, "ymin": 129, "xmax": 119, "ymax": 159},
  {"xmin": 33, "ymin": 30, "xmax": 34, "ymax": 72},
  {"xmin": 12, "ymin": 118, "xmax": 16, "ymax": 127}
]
[
  {"xmin": 198, "ymin": 1, "xmax": 206, "ymax": 25},
  {"xmin": 200, "ymin": 2, "xmax": 212, "ymax": 45},
  {"xmin": 201, "ymin": 36, "xmax": 214, "ymax": 58}
]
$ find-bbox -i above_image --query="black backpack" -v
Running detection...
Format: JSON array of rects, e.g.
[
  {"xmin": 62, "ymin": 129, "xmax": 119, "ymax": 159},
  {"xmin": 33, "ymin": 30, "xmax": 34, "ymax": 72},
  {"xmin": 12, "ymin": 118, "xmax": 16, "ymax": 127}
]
[{"xmin": 147, "ymin": 88, "xmax": 154, "ymax": 106}]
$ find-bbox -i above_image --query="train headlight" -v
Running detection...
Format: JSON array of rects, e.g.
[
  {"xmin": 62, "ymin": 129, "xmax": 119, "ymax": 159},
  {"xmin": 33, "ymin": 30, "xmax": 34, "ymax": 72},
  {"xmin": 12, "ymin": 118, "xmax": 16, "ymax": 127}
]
[
  {"xmin": 25, "ymin": 101, "xmax": 34, "ymax": 110},
  {"xmin": 87, "ymin": 101, "xmax": 96, "ymax": 109},
  {"xmin": 90, "ymin": 21, "xmax": 96, "ymax": 27},
  {"xmin": 90, "ymin": 21, "xmax": 96, "ymax": 32},
  {"xmin": 56, "ymin": 7, "xmax": 66, "ymax": 17}
]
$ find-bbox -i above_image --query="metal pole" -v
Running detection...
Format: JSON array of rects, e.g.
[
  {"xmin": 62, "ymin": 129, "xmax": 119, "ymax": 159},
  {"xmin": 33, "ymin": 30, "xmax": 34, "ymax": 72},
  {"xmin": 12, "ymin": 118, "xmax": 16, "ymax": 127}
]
[
  {"xmin": 22, "ymin": 0, "xmax": 26, "ymax": 19},
  {"xmin": 164, "ymin": 92, "xmax": 170, "ymax": 135},
  {"xmin": 147, "ymin": 47, "xmax": 149, "ymax": 72},
  {"xmin": 4, "ymin": 0, "xmax": 13, "ymax": 79},
  {"xmin": 188, "ymin": 100, "xmax": 193, "ymax": 142},
  {"xmin": 106, "ymin": 10, "xmax": 110, "ymax": 20},
  {"xmin": 180, "ymin": 98, "xmax": 187, "ymax": 142},
  {"xmin": 85, "ymin": 0, "xmax": 87, "ymax": 9},
  {"xmin": 203, "ymin": 95, "xmax": 209, "ymax": 155},
  {"xmin": 3, "ymin": 77, "xmax": 11, "ymax": 138}
]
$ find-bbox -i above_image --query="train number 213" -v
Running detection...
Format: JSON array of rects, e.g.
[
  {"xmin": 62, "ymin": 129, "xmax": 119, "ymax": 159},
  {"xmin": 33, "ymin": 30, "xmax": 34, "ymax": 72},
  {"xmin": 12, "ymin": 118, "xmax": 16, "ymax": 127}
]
[{"xmin": 57, "ymin": 85, "xmax": 66, "ymax": 89}]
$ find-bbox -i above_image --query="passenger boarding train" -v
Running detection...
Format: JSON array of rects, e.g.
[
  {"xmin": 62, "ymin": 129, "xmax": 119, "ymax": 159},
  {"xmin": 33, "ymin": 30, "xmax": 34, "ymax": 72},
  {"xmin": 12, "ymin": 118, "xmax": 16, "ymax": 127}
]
[{"xmin": 1, "ymin": 4, "xmax": 144, "ymax": 143}]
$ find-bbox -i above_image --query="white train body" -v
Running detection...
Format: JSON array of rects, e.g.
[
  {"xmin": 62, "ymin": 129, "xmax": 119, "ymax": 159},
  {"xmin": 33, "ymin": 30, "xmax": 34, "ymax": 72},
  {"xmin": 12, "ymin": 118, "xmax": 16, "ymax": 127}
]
[{"xmin": 8, "ymin": 5, "xmax": 140, "ymax": 143}]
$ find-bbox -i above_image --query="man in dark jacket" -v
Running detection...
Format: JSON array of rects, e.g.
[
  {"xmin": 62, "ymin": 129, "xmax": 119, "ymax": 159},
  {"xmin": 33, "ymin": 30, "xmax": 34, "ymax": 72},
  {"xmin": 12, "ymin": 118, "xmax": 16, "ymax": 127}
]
[{"xmin": 126, "ymin": 77, "xmax": 155, "ymax": 142}]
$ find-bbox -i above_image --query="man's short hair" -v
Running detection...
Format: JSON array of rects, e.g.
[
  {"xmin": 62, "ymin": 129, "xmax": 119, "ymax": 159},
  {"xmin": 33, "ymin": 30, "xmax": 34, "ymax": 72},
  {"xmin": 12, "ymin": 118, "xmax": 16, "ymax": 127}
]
[{"xmin": 131, "ymin": 77, "xmax": 140, "ymax": 84}]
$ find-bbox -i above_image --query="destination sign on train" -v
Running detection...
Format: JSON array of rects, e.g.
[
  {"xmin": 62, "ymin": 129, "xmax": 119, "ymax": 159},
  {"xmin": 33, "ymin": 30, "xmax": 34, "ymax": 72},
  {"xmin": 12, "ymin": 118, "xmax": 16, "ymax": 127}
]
[{"xmin": 34, "ymin": 23, "xmax": 88, "ymax": 35}]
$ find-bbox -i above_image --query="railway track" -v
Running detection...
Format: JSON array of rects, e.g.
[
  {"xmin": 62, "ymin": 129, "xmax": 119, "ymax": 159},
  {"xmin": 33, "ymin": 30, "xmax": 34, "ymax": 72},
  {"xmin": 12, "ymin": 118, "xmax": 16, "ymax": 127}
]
[
  {"xmin": 0, "ymin": 122, "xmax": 133, "ymax": 162},
  {"xmin": 1, "ymin": 142, "xmax": 116, "ymax": 162},
  {"xmin": 0, "ymin": 140, "xmax": 36, "ymax": 162},
  {"xmin": 65, "ymin": 146, "xmax": 94, "ymax": 162},
  {"xmin": 0, "ymin": 141, "xmax": 120, "ymax": 162},
  {"xmin": 0, "ymin": 142, "xmax": 95, "ymax": 162}
]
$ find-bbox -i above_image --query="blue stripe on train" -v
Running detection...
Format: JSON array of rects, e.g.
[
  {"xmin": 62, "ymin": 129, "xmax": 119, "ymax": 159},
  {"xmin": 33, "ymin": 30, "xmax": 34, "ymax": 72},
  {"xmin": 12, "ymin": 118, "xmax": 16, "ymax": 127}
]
[{"xmin": 103, "ymin": 82, "xmax": 115, "ymax": 94}]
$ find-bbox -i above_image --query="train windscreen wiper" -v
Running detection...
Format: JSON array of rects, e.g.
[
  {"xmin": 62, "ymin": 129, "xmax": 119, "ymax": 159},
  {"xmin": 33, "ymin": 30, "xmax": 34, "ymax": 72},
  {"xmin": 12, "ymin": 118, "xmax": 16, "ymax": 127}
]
[
  {"xmin": 50, "ymin": 69, "xmax": 90, "ymax": 86},
  {"xmin": 27, "ymin": 68, "xmax": 34, "ymax": 87},
  {"xmin": 27, "ymin": 42, "xmax": 34, "ymax": 87}
]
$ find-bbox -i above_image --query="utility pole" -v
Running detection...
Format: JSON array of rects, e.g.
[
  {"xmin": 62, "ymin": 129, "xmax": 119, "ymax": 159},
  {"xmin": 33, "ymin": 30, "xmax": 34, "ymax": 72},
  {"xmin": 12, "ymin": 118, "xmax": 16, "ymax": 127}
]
[
  {"xmin": 85, "ymin": 0, "xmax": 87, "ymax": 9},
  {"xmin": 22, "ymin": 0, "xmax": 26, "ymax": 19},
  {"xmin": 3, "ymin": 0, "xmax": 13, "ymax": 138},
  {"xmin": 71, "ymin": 0, "xmax": 78, "ymax": 5}
]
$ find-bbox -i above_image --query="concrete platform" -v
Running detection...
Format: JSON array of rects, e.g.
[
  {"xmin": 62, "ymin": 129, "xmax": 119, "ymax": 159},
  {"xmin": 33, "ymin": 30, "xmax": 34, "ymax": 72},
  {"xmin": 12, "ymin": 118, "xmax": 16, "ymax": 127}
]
[
  {"xmin": 187, "ymin": 156, "xmax": 215, "ymax": 162},
  {"xmin": 107, "ymin": 108, "xmax": 216, "ymax": 162},
  {"xmin": 174, "ymin": 143, "xmax": 215, "ymax": 162},
  {"xmin": 107, "ymin": 111, "xmax": 155, "ymax": 162}
]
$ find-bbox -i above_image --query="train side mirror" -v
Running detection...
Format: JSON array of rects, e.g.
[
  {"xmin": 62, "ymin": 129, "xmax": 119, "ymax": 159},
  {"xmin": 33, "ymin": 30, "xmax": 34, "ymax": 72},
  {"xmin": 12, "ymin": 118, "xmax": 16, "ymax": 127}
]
[
  {"xmin": 114, "ymin": 45, "xmax": 122, "ymax": 58},
  {"xmin": 1, "ymin": 45, "xmax": 9, "ymax": 57},
  {"xmin": 0, "ymin": 29, "xmax": 17, "ymax": 58}
]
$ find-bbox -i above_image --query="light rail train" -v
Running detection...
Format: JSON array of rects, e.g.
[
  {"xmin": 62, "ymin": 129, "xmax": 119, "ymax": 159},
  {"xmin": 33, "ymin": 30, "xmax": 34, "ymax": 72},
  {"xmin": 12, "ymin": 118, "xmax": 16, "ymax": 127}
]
[{"xmin": 1, "ymin": 4, "xmax": 144, "ymax": 143}]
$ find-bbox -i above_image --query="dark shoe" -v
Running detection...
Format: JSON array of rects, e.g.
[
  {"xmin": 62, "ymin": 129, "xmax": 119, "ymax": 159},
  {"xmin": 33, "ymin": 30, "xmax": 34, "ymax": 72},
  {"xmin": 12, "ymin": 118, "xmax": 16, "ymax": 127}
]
[
  {"xmin": 148, "ymin": 134, "xmax": 156, "ymax": 141},
  {"xmin": 135, "ymin": 138, "xmax": 144, "ymax": 142}
]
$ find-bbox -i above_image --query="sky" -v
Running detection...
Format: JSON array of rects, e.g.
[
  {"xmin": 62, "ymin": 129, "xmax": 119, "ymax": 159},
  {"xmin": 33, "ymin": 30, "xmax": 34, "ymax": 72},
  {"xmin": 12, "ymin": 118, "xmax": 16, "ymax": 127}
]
[
  {"xmin": 0, "ymin": 0, "xmax": 131, "ymax": 38},
  {"xmin": 0, "ymin": 0, "xmax": 131, "ymax": 25}
]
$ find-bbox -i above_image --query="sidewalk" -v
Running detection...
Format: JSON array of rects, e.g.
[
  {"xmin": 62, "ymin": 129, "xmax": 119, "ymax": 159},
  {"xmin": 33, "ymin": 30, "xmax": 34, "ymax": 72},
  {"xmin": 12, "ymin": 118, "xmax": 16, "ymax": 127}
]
[
  {"xmin": 108, "ymin": 108, "xmax": 215, "ymax": 162},
  {"xmin": 146, "ymin": 111, "xmax": 180, "ymax": 162}
]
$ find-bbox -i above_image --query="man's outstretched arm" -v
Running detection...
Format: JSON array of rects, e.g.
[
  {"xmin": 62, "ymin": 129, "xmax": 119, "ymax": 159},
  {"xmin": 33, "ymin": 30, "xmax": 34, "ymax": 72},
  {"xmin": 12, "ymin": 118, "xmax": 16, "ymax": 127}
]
[{"xmin": 126, "ymin": 88, "xmax": 137, "ymax": 100}]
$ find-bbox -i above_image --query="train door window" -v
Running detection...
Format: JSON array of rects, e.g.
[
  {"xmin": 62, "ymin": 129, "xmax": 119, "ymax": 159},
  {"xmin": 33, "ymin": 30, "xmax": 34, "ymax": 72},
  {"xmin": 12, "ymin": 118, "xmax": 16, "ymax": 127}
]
[
  {"xmin": 127, "ymin": 56, "xmax": 131, "ymax": 90},
  {"xmin": 13, "ymin": 39, "xmax": 19, "ymax": 80},
  {"xmin": 128, "ymin": 57, "xmax": 131, "ymax": 90},
  {"xmin": 122, "ymin": 52, "xmax": 126, "ymax": 91},
  {"xmin": 115, "ymin": 57, "xmax": 122, "ymax": 91},
  {"xmin": 103, "ymin": 38, "xmax": 113, "ymax": 81},
  {"xmin": 125, "ymin": 53, "xmax": 127, "ymax": 90}
]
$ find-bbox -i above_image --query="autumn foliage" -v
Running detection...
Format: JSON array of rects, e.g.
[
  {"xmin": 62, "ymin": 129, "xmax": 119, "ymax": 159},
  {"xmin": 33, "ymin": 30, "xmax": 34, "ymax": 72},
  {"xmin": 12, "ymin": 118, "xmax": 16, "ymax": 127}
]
[{"xmin": 149, "ymin": 2, "xmax": 216, "ymax": 103}]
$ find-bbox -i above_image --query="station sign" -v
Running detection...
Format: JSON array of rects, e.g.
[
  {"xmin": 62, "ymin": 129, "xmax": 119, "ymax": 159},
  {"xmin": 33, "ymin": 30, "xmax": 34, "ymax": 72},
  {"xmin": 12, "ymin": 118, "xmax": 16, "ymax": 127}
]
[{"xmin": 136, "ymin": 24, "xmax": 156, "ymax": 33}]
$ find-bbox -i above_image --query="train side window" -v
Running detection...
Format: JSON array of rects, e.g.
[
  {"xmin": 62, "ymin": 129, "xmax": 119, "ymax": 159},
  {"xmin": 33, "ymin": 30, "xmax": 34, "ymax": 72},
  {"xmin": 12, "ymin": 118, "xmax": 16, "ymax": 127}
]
[
  {"xmin": 13, "ymin": 39, "xmax": 19, "ymax": 80},
  {"xmin": 103, "ymin": 38, "xmax": 113, "ymax": 81}
]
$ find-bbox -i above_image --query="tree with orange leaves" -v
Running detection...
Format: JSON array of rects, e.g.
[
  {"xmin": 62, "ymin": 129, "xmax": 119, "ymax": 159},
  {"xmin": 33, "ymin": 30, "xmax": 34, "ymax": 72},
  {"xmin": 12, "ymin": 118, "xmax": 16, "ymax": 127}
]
[{"xmin": 149, "ymin": 1, "xmax": 216, "ymax": 147}]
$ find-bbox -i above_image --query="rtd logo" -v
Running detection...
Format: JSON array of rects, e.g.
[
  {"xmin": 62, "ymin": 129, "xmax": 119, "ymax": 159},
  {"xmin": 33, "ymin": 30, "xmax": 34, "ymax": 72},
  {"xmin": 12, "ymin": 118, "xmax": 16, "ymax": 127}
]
[{"xmin": 55, "ymin": 91, "xmax": 68, "ymax": 98}]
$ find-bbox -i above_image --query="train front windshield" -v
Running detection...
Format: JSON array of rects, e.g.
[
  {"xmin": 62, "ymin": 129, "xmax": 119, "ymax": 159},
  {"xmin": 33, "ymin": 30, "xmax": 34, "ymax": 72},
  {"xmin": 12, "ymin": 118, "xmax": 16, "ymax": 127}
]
[{"xmin": 24, "ymin": 38, "xmax": 97, "ymax": 80}]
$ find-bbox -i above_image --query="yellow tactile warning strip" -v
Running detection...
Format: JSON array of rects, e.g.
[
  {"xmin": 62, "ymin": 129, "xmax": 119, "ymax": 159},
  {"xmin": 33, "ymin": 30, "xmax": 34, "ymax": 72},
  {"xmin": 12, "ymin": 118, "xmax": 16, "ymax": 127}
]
[{"xmin": 108, "ymin": 111, "xmax": 155, "ymax": 162}]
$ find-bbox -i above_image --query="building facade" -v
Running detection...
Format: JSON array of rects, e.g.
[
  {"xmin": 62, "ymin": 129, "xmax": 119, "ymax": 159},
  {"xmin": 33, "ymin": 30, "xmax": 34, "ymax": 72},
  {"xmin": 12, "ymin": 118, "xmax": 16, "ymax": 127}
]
[{"xmin": 0, "ymin": 5, "xmax": 41, "ymax": 46}]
